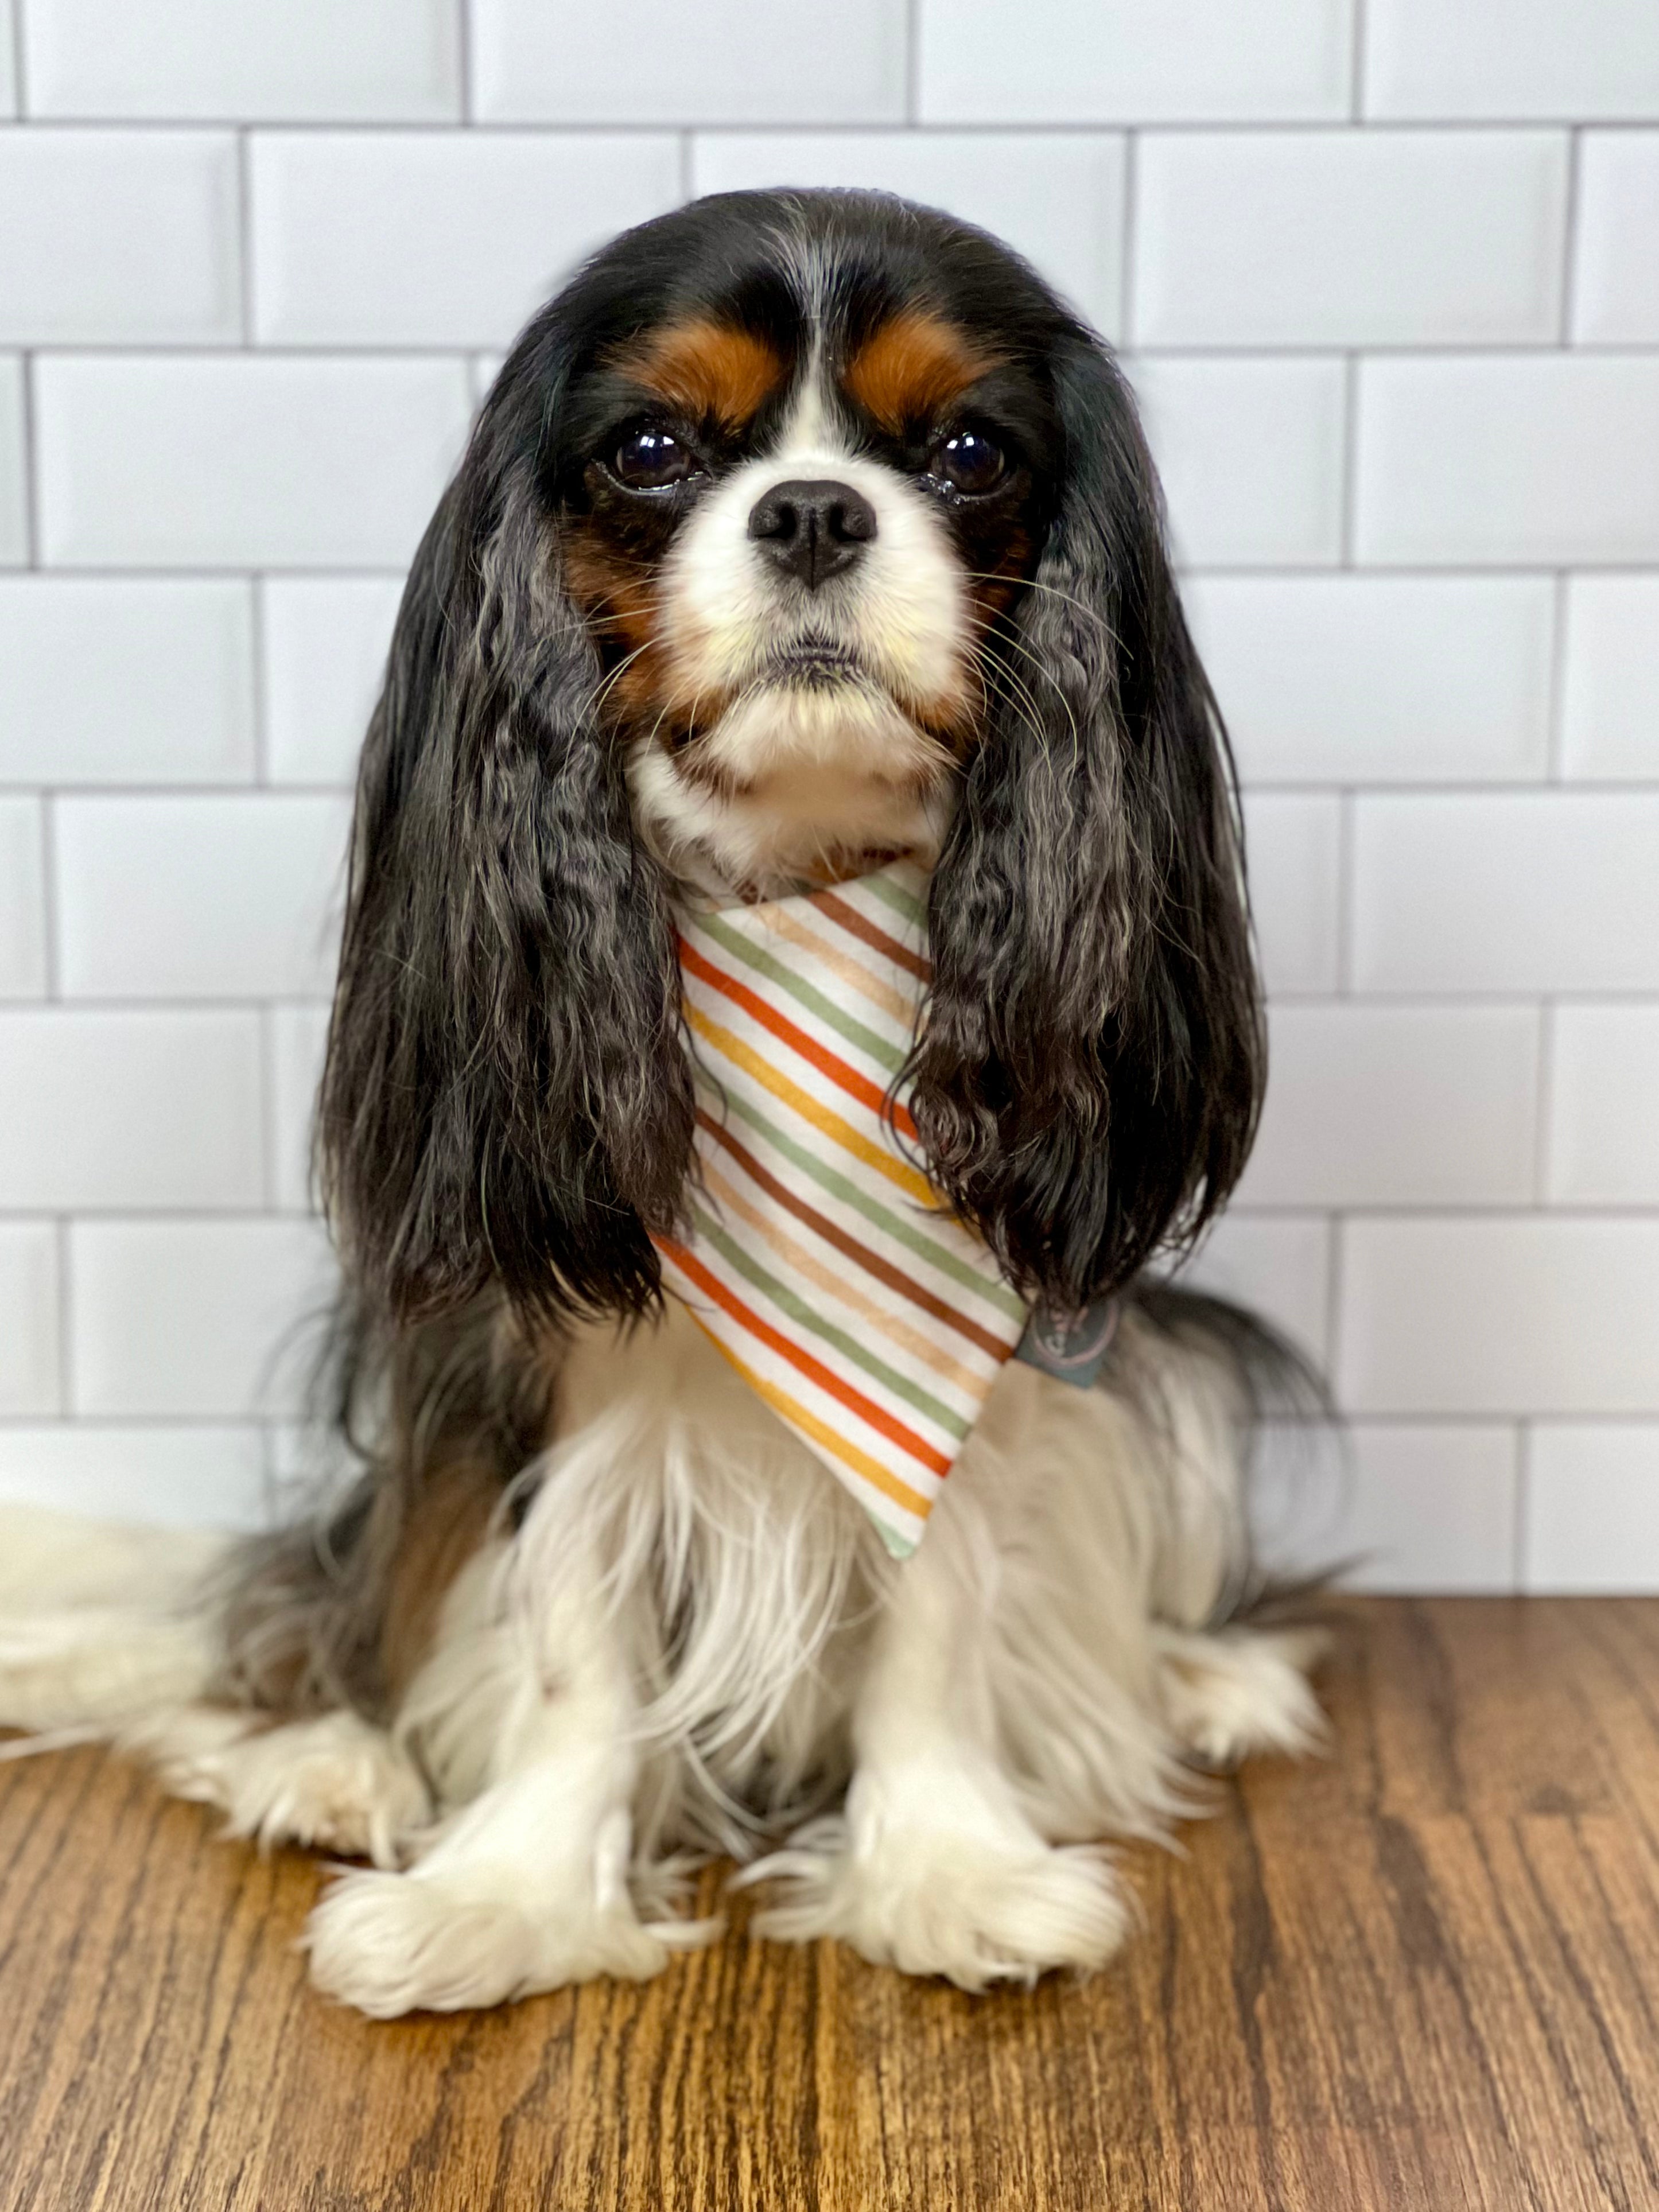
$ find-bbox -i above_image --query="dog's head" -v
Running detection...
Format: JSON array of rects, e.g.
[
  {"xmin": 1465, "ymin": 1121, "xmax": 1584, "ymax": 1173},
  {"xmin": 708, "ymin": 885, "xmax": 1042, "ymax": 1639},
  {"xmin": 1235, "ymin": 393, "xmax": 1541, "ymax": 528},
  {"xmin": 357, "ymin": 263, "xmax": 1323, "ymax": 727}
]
[{"xmin": 321, "ymin": 190, "xmax": 1263, "ymax": 1324}]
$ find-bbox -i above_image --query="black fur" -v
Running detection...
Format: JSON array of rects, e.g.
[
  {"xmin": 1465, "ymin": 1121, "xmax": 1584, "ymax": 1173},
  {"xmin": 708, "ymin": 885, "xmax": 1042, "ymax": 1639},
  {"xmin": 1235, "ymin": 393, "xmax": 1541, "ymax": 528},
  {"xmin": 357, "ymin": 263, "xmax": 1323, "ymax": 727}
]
[
  {"xmin": 911, "ymin": 333, "xmax": 1264, "ymax": 1308},
  {"xmin": 317, "ymin": 366, "xmax": 694, "ymax": 1322}
]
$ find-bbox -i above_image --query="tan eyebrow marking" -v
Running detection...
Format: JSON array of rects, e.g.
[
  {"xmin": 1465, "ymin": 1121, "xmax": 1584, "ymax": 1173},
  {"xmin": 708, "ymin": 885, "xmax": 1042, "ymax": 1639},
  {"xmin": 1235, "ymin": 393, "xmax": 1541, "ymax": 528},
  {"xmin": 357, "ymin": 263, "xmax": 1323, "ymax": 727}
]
[
  {"xmin": 611, "ymin": 318, "xmax": 787, "ymax": 430},
  {"xmin": 842, "ymin": 310, "xmax": 1002, "ymax": 434}
]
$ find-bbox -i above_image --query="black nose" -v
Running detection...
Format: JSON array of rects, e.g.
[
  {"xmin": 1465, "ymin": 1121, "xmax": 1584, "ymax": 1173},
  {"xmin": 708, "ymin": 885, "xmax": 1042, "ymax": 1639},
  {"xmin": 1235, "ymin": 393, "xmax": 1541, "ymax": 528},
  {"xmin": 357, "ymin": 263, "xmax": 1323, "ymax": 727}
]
[{"xmin": 747, "ymin": 478, "xmax": 877, "ymax": 589}]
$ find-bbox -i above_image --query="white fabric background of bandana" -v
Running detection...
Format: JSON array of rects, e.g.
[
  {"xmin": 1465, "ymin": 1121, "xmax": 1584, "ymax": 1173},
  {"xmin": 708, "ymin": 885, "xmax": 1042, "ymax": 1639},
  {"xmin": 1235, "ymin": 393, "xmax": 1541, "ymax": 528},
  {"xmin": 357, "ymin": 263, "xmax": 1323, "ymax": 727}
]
[{"xmin": 650, "ymin": 862, "xmax": 1029, "ymax": 1557}]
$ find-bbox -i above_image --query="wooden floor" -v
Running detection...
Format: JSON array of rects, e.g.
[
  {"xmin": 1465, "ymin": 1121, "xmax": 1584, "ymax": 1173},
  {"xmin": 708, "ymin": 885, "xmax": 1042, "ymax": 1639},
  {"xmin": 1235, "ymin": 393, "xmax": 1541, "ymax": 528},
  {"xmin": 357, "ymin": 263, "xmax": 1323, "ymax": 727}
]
[{"xmin": 3, "ymin": 1598, "xmax": 1659, "ymax": 2211}]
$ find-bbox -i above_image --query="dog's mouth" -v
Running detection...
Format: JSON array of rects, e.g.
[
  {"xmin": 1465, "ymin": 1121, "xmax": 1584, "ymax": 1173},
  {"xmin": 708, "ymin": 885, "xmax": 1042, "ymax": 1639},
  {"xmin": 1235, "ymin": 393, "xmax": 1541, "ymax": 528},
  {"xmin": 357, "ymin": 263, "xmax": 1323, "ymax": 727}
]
[{"xmin": 762, "ymin": 637, "xmax": 868, "ymax": 686}]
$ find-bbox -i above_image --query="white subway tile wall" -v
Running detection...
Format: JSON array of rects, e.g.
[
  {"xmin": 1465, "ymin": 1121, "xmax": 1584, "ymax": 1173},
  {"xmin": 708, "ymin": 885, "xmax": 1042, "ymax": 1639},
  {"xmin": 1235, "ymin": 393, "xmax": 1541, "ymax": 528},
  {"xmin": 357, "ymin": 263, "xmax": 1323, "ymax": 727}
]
[{"xmin": 0, "ymin": 3, "xmax": 1653, "ymax": 1583}]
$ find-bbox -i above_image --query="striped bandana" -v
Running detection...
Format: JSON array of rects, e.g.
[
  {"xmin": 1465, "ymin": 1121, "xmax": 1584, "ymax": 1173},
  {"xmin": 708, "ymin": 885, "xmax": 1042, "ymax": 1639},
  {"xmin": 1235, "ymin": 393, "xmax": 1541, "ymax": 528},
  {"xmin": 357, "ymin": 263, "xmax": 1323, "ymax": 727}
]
[{"xmin": 650, "ymin": 861, "xmax": 1029, "ymax": 1558}]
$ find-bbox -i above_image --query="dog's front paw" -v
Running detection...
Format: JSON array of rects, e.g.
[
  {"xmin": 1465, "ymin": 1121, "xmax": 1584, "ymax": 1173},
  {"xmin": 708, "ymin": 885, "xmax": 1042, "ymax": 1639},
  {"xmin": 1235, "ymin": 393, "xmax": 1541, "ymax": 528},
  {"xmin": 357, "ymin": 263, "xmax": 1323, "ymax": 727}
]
[
  {"xmin": 303, "ymin": 1865, "xmax": 678, "ymax": 2016},
  {"xmin": 744, "ymin": 1807, "xmax": 1132, "ymax": 1991}
]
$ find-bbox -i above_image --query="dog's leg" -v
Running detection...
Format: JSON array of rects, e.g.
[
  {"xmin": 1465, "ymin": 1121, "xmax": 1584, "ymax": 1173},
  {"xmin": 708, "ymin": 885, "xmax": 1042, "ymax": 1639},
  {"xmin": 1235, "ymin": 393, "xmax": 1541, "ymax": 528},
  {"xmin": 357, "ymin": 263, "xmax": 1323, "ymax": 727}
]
[
  {"xmin": 301, "ymin": 1537, "xmax": 707, "ymax": 2017},
  {"xmin": 746, "ymin": 1499, "xmax": 1133, "ymax": 1989}
]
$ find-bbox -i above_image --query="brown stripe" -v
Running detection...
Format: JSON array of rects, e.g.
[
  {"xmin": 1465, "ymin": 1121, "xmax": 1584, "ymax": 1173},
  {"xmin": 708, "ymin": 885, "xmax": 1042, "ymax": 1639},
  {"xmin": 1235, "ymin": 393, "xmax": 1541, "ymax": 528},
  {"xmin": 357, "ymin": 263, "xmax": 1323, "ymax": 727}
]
[
  {"xmin": 696, "ymin": 1109, "xmax": 1011, "ymax": 1362},
  {"xmin": 814, "ymin": 890, "xmax": 932, "ymax": 983}
]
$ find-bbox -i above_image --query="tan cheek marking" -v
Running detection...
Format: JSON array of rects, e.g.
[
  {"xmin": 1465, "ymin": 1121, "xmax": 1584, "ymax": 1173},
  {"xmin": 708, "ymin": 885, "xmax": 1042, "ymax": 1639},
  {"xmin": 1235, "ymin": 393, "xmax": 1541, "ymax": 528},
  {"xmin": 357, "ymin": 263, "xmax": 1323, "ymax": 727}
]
[
  {"xmin": 562, "ymin": 524, "xmax": 737, "ymax": 743},
  {"xmin": 561, "ymin": 527, "xmax": 666, "ymax": 716},
  {"xmin": 611, "ymin": 318, "xmax": 787, "ymax": 430},
  {"xmin": 842, "ymin": 310, "xmax": 1001, "ymax": 436}
]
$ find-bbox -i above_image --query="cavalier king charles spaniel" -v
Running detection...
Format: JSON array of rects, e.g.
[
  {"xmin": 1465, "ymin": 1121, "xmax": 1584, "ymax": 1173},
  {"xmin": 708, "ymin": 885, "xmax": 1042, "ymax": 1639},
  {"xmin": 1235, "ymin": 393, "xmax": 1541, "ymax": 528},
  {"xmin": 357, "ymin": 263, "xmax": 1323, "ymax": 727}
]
[{"xmin": 0, "ymin": 191, "xmax": 1324, "ymax": 2015}]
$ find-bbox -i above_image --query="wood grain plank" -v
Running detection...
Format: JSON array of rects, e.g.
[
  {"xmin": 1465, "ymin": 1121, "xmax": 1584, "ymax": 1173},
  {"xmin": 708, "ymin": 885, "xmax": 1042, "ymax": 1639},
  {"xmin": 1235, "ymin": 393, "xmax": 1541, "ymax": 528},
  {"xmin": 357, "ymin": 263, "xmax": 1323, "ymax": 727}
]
[{"xmin": 3, "ymin": 1600, "xmax": 1658, "ymax": 2211}]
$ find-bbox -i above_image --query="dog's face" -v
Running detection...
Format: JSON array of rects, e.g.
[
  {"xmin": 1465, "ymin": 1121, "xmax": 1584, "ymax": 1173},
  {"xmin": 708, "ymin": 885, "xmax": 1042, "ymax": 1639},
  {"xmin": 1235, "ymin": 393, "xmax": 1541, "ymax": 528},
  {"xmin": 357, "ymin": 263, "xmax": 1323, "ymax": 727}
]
[
  {"xmin": 324, "ymin": 192, "xmax": 1264, "ymax": 1327},
  {"xmin": 542, "ymin": 209, "xmax": 1064, "ymax": 888}
]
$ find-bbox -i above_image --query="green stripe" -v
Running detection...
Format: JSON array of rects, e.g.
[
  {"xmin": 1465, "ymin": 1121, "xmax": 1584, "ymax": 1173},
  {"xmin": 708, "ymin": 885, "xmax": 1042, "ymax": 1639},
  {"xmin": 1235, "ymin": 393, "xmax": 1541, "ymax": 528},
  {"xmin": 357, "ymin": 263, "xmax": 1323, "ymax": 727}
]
[
  {"xmin": 700, "ymin": 1075, "xmax": 1028, "ymax": 1324},
  {"xmin": 697, "ymin": 912, "xmax": 907, "ymax": 1075},
  {"xmin": 690, "ymin": 1204, "xmax": 970, "ymax": 1443},
  {"xmin": 859, "ymin": 872, "xmax": 927, "ymax": 930}
]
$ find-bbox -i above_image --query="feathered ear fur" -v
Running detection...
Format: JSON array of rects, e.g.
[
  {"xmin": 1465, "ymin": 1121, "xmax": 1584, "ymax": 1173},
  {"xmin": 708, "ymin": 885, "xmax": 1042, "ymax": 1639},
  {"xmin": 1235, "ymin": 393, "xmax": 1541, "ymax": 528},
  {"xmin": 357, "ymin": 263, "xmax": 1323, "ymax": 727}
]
[
  {"xmin": 909, "ymin": 331, "xmax": 1265, "ymax": 1312},
  {"xmin": 316, "ymin": 341, "xmax": 691, "ymax": 1323}
]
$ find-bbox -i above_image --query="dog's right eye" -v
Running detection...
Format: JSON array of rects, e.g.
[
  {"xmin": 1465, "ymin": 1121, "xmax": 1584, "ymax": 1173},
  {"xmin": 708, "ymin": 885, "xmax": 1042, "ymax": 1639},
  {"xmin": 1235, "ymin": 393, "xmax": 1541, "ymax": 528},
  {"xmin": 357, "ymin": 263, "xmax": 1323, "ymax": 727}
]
[{"xmin": 611, "ymin": 426, "xmax": 700, "ymax": 491}]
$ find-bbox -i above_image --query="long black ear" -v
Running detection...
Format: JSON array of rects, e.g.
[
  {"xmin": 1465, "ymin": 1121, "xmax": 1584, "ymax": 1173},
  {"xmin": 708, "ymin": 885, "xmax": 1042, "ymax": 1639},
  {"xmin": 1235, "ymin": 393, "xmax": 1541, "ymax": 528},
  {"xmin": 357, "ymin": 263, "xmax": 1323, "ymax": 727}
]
[
  {"xmin": 316, "ymin": 353, "xmax": 691, "ymax": 1323},
  {"xmin": 909, "ymin": 332, "xmax": 1264, "ymax": 1311}
]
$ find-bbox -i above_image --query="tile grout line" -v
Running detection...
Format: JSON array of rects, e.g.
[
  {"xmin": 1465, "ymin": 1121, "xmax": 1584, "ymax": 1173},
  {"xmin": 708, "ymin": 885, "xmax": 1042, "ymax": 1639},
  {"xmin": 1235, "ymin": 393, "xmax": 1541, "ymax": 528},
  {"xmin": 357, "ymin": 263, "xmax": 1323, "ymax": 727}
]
[
  {"xmin": 235, "ymin": 129, "xmax": 254, "ymax": 346},
  {"xmin": 1532, "ymin": 998, "xmax": 1557, "ymax": 1208},
  {"xmin": 1323, "ymin": 1214, "xmax": 1346, "ymax": 1390},
  {"xmin": 37, "ymin": 791, "xmax": 59, "ymax": 998},
  {"xmin": 258, "ymin": 1005, "xmax": 279, "ymax": 1211},
  {"xmin": 456, "ymin": 0, "xmax": 474, "ymax": 125},
  {"xmin": 1338, "ymin": 353, "xmax": 1361, "ymax": 566},
  {"xmin": 17, "ymin": 350, "xmax": 41, "ymax": 568},
  {"xmin": 11, "ymin": 116, "xmax": 1652, "ymax": 137},
  {"xmin": 1545, "ymin": 570, "xmax": 1570, "ymax": 780},
  {"xmin": 1559, "ymin": 125, "xmax": 1583, "ymax": 344},
  {"xmin": 1333, "ymin": 790, "xmax": 1355, "ymax": 996},
  {"xmin": 54, "ymin": 1214, "xmax": 73, "ymax": 1418},
  {"xmin": 1349, "ymin": 0, "xmax": 1367, "ymax": 122},
  {"xmin": 9, "ymin": 0, "xmax": 26, "ymax": 117},
  {"xmin": 905, "ymin": 0, "xmax": 920, "ymax": 126},
  {"xmin": 1512, "ymin": 1421, "xmax": 1532, "ymax": 1589},
  {"xmin": 1118, "ymin": 132, "xmax": 1139, "ymax": 347},
  {"xmin": 248, "ymin": 576, "xmax": 270, "ymax": 785}
]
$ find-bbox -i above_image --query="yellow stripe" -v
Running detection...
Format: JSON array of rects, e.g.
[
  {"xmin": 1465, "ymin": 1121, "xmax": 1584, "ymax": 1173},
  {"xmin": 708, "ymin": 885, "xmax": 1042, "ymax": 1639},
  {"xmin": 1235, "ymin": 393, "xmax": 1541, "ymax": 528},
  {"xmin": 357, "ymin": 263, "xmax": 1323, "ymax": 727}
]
[
  {"xmin": 682, "ymin": 1311, "xmax": 934, "ymax": 1521},
  {"xmin": 759, "ymin": 905, "xmax": 917, "ymax": 1028},
  {"xmin": 686, "ymin": 1004, "xmax": 936, "ymax": 1206},
  {"xmin": 700, "ymin": 1161, "xmax": 989, "ymax": 1399}
]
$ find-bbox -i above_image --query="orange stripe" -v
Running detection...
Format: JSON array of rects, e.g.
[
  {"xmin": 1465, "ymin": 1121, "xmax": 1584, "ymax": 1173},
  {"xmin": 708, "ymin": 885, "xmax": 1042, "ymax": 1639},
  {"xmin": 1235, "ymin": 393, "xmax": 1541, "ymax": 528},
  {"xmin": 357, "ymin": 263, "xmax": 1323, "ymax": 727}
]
[
  {"xmin": 656, "ymin": 1238, "xmax": 951, "ymax": 1478},
  {"xmin": 681, "ymin": 1314, "xmax": 933, "ymax": 1521},
  {"xmin": 813, "ymin": 889, "xmax": 932, "ymax": 982},
  {"xmin": 679, "ymin": 936, "xmax": 918, "ymax": 1141}
]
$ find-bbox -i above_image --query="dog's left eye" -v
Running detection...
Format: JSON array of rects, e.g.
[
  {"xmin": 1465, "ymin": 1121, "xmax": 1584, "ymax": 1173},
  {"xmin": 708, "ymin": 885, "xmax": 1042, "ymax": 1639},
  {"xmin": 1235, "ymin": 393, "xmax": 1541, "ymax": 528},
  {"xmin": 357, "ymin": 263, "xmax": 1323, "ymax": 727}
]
[
  {"xmin": 933, "ymin": 429, "xmax": 1007, "ymax": 497},
  {"xmin": 611, "ymin": 426, "xmax": 700, "ymax": 491}
]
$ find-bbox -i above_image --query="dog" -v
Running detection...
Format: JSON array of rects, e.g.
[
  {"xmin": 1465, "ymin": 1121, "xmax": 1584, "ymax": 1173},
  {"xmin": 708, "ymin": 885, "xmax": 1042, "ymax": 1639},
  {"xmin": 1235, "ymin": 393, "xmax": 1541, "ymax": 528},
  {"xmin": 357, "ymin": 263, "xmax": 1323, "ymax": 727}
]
[{"xmin": 0, "ymin": 190, "xmax": 1325, "ymax": 2016}]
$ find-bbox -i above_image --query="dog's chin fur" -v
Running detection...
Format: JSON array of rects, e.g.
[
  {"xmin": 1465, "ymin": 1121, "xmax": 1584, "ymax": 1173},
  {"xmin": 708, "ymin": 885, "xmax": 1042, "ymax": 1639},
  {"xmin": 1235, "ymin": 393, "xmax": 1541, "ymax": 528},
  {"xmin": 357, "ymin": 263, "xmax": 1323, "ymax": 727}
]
[
  {"xmin": 627, "ymin": 683, "xmax": 955, "ymax": 896},
  {"xmin": 0, "ymin": 1293, "xmax": 1324, "ymax": 2013}
]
